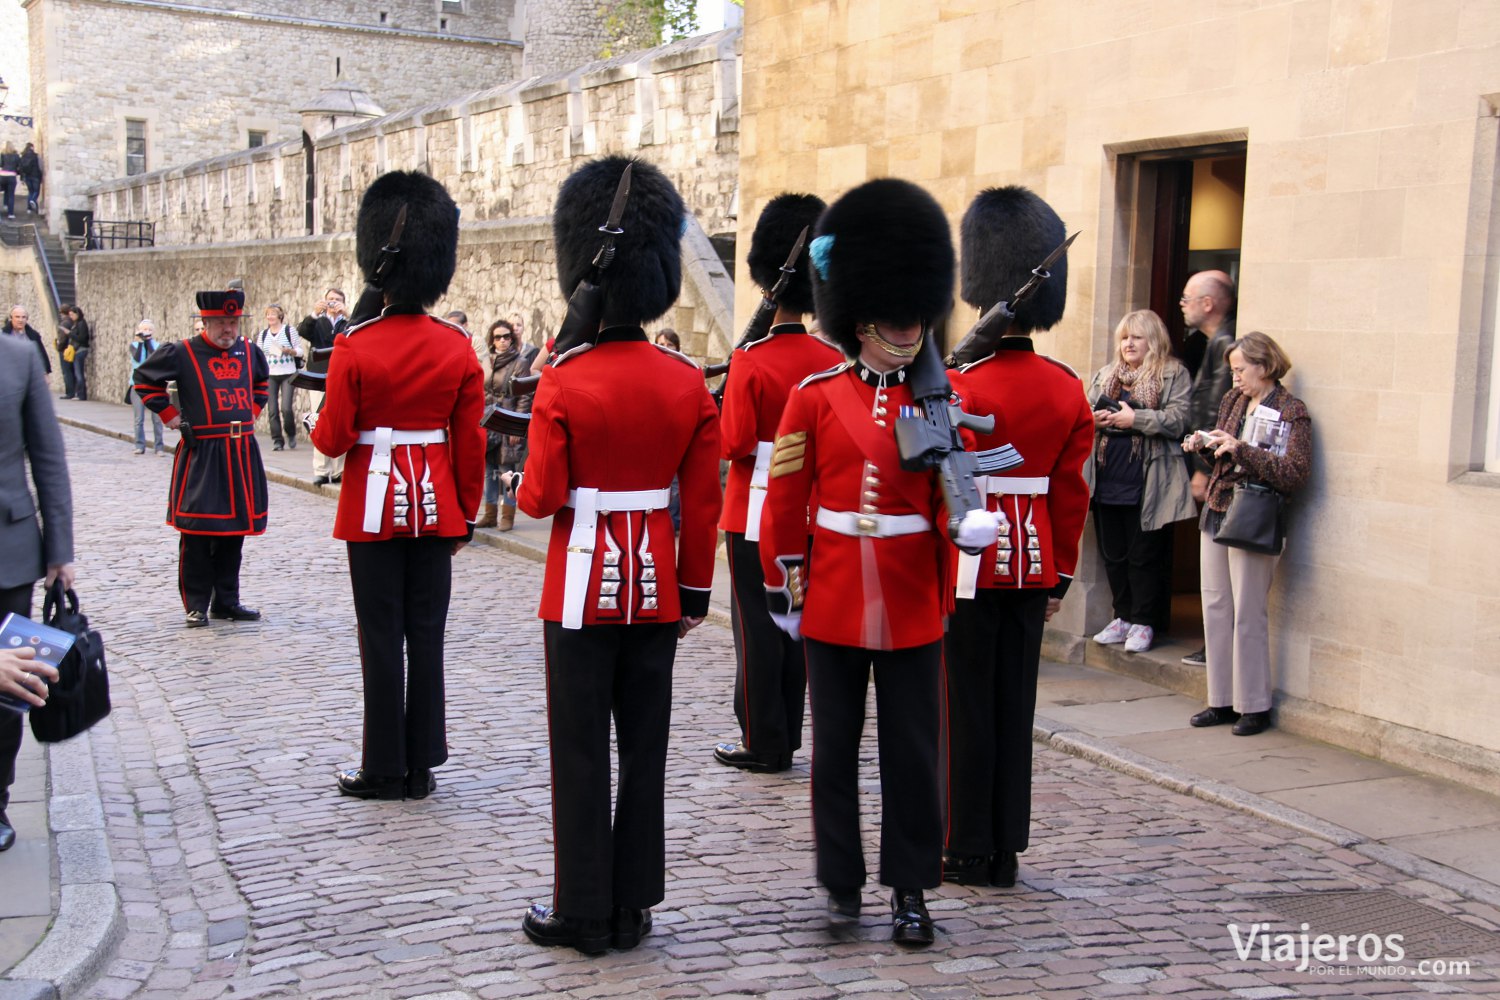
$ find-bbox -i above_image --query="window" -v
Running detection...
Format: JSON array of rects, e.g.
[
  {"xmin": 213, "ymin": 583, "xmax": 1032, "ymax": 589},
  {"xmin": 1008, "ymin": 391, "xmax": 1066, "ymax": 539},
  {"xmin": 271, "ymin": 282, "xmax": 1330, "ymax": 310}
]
[
  {"xmin": 440, "ymin": 0, "xmax": 463, "ymax": 10},
  {"xmin": 248, "ymin": 130, "xmax": 267, "ymax": 149},
  {"xmin": 378, "ymin": 10, "xmax": 388, "ymax": 24},
  {"xmin": 125, "ymin": 118, "xmax": 147, "ymax": 176},
  {"xmin": 439, "ymin": 16, "xmax": 448, "ymax": 30}
]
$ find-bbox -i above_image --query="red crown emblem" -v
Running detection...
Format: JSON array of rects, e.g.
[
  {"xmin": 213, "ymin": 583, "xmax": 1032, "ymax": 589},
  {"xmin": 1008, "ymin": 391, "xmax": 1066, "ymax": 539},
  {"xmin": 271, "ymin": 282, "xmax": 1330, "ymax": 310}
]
[{"xmin": 208, "ymin": 356, "xmax": 243, "ymax": 381}]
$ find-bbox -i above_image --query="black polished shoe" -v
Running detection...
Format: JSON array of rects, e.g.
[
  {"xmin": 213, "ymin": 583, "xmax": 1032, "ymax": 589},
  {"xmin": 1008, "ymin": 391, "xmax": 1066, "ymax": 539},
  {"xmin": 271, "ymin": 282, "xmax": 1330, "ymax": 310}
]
[
  {"xmin": 942, "ymin": 852, "xmax": 991, "ymax": 886},
  {"xmin": 184, "ymin": 609, "xmax": 209, "ymax": 628},
  {"xmin": 405, "ymin": 768, "xmax": 436, "ymax": 800},
  {"xmin": 991, "ymin": 850, "xmax": 1019, "ymax": 888},
  {"xmin": 0, "ymin": 812, "xmax": 14, "ymax": 852},
  {"xmin": 210, "ymin": 603, "xmax": 261, "ymax": 622},
  {"xmin": 891, "ymin": 888, "xmax": 935, "ymax": 948},
  {"xmin": 522, "ymin": 904, "xmax": 609, "ymax": 955},
  {"xmin": 1232, "ymin": 711, "xmax": 1271, "ymax": 736},
  {"xmin": 826, "ymin": 886, "xmax": 861, "ymax": 925},
  {"xmin": 1190, "ymin": 706, "xmax": 1241, "ymax": 728},
  {"xmin": 329, "ymin": 474, "xmax": 342, "ymax": 484},
  {"xmin": 712, "ymin": 740, "xmax": 792, "ymax": 773},
  {"xmin": 313, "ymin": 475, "xmax": 330, "ymax": 486},
  {"xmin": 610, "ymin": 906, "xmax": 652, "ymax": 949},
  {"xmin": 336, "ymin": 768, "xmax": 405, "ymax": 800}
]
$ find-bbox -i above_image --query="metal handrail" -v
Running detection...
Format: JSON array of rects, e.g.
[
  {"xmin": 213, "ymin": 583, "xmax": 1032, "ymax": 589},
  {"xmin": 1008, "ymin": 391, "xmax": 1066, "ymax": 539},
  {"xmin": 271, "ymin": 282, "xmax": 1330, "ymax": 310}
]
[
  {"xmin": 26, "ymin": 225, "xmax": 63, "ymax": 313},
  {"xmin": 83, "ymin": 219, "xmax": 155, "ymax": 250}
]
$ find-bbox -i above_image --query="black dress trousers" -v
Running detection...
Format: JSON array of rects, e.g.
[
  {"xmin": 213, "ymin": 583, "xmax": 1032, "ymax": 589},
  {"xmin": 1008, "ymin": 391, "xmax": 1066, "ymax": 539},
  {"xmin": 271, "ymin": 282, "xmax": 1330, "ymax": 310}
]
[
  {"xmin": 804, "ymin": 637, "xmax": 943, "ymax": 892},
  {"xmin": 0, "ymin": 583, "xmax": 33, "ymax": 813},
  {"xmin": 177, "ymin": 535, "xmax": 245, "ymax": 613},
  {"xmin": 943, "ymin": 587, "xmax": 1047, "ymax": 858},
  {"xmin": 726, "ymin": 531, "xmax": 806, "ymax": 758},
  {"xmin": 346, "ymin": 538, "xmax": 453, "ymax": 778},
  {"xmin": 543, "ymin": 619, "xmax": 676, "ymax": 920}
]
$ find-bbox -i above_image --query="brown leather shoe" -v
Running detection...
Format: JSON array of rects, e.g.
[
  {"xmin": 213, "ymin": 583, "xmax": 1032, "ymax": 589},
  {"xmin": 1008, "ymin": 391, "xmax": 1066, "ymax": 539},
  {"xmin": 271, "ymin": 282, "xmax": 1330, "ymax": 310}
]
[{"xmin": 476, "ymin": 502, "xmax": 498, "ymax": 528}]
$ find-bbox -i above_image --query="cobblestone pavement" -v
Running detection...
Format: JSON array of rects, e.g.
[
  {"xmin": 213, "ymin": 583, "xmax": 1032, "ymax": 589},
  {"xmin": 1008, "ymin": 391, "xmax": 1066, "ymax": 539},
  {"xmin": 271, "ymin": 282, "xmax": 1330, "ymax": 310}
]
[{"xmin": 57, "ymin": 426, "xmax": 1500, "ymax": 1000}]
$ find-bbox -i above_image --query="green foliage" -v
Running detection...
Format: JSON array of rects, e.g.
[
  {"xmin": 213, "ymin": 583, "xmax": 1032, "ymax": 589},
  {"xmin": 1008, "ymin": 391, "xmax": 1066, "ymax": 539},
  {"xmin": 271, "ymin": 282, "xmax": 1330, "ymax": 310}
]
[{"xmin": 600, "ymin": 0, "xmax": 699, "ymax": 57}]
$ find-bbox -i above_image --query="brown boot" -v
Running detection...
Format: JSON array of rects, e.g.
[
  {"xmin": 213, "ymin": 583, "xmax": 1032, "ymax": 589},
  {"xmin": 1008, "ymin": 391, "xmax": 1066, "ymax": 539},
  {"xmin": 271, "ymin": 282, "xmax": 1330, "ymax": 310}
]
[
  {"xmin": 499, "ymin": 503, "xmax": 516, "ymax": 532},
  {"xmin": 476, "ymin": 502, "xmax": 498, "ymax": 528}
]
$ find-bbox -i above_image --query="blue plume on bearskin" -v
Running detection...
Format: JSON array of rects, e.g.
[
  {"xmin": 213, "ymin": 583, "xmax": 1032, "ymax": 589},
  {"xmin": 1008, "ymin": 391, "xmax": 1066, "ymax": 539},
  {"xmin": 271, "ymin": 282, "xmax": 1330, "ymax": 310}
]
[
  {"xmin": 811, "ymin": 178, "xmax": 955, "ymax": 357},
  {"xmin": 554, "ymin": 156, "xmax": 685, "ymax": 326},
  {"xmin": 748, "ymin": 192, "xmax": 825, "ymax": 315},
  {"xmin": 356, "ymin": 170, "xmax": 459, "ymax": 308},
  {"xmin": 959, "ymin": 186, "xmax": 1067, "ymax": 333}
]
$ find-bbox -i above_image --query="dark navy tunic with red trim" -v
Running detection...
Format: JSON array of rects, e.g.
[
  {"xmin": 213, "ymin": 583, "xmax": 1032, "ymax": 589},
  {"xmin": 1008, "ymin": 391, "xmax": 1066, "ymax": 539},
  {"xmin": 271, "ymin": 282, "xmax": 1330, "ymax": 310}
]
[{"xmin": 134, "ymin": 333, "xmax": 270, "ymax": 536}]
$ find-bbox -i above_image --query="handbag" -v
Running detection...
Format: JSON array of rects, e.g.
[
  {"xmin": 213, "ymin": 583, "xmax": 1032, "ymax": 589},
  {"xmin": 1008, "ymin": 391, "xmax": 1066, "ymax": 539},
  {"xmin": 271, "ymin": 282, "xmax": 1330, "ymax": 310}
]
[
  {"xmin": 1214, "ymin": 481, "xmax": 1286, "ymax": 556},
  {"xmin": 29, "ymin": 582, "xmax": 111, "ymax": 743},
  {"xmin": 62, "ymin": 344, "xmax": 76, "ymax": 363}
]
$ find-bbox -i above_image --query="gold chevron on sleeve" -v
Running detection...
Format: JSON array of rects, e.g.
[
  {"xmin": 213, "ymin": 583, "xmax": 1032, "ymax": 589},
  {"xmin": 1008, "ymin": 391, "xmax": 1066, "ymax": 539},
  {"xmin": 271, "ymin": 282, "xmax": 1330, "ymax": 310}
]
[{"xmin": 770, "ymin": 431, "xmax": 808, "ymax": 478}]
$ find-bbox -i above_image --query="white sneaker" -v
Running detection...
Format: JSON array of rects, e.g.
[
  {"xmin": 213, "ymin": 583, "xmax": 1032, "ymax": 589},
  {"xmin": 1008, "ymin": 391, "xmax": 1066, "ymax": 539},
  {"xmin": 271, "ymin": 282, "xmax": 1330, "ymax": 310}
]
[
  {"xmin": 1124, "ymin": 624, "xmax": 1154, "ymax": 653},
  {"xmin": 1093, "ymin": 618, "xmax": 1130, "ymax": 644}
]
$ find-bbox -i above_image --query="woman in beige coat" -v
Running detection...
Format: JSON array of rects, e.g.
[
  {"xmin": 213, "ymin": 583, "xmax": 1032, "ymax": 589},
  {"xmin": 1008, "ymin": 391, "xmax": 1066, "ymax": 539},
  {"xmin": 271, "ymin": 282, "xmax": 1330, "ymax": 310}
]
[{"xmin": 1082, "ymin": 309, "xmax": 1197, "ymax": 653}]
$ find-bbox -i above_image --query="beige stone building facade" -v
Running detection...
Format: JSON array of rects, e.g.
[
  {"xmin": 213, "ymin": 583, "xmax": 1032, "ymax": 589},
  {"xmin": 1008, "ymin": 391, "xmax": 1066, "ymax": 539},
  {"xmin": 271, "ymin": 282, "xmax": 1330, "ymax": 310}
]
[{"xmin": 741, "ymin": 0, "xmax": 1500, "ymax": 789}]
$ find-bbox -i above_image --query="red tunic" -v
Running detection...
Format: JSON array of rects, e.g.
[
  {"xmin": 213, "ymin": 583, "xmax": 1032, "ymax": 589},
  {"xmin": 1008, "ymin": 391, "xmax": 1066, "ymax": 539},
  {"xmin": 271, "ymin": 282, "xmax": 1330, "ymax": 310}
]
[
  {"xmin": 759, "ymin": 361, "xmax": 967, "ymax": 651},
  {"xmin": 718, "ymin": 323, "xmax": 842, "ymax": 534},
  {"xmin": 949, "ymin": 338, "xmax": 1094, "ymax": 593},
  {"xmin": 310, "ymin": 311, "xmax": 486, "ymax": 541},
  {"xmin": 517, "ymin": 327, "xmax": 722, "ymax": 625},
  {"xmin": 133, "ymin": 333, "xmax": 269, "ymax": 537}
]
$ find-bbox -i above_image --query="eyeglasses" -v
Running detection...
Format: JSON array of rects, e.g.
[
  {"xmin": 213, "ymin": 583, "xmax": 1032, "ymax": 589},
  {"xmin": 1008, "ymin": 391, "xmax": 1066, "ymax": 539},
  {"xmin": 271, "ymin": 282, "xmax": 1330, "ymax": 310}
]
[{"xmin": 1179, "ymin": 295, "xmax": 1206, "ymax": 305}]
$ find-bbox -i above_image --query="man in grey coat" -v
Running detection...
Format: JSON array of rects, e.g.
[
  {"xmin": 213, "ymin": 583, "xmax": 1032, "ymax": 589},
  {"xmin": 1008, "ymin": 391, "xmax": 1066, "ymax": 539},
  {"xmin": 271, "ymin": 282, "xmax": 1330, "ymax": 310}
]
[{"xmin": 0, "ymin": 334, "xmax": 75, "ymax": 851}]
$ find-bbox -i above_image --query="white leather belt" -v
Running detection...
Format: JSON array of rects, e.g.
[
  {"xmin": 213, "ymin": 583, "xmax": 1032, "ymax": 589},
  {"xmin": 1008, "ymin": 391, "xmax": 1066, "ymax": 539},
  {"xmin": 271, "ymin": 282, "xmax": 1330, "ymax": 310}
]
[
  {"xmin": 356, "ymin": 427, "xmax": 447, "ymax": 533},
  {"xmin": 745, "ymin": 440, "xmax": 773, "ymax": 542},
  {"xmin": 956, "ymin": 478, "xmax": 1049, "ymax": 599},
  {"xmin": 977, "ymin": 475, "xmax": 1049, "ymax": 495},
  {"xmin": 561, "ymin": 487, "xmax": 672, "ymax": 629},
  {"xmin": 815, "ymin": 507, "xmax": 930, "ymax": 538}
]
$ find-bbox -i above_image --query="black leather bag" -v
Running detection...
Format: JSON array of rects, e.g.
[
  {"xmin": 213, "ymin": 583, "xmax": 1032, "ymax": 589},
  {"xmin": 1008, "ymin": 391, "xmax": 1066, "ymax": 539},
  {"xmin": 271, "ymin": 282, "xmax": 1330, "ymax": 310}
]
[
  {"xmin": 29, "ymin": 582, "xmax": 111, "ymax": 743},
  {"xmin": 1214, "ymin": 481, "xmax": 1286, "ymax": 556}
]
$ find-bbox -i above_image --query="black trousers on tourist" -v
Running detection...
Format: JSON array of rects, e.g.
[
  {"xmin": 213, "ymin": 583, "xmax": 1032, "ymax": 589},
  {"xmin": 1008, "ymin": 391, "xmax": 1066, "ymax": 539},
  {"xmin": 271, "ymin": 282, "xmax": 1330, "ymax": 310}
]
[
  {"xmin": 346, "ymin": 538, "xmax": 452, "ymax": 778},
  {"xmin": 178, "ymin": 534, "xmax": 244, "ymax": 613},
  {"xmin": 543, "ymin": 619, "xmax": 676, "ymax": 920},
  {"xmin": 805, "ymin": 637, "xmax": 943, "ymax": 892},
  {"xmin": 943, "ymin": 587, "xmax": 1046, "ymax": 857},
  {"xmin": 726, "ymin": 531, "xmax": 806, "ymax": 759},
  {"xmin": 0, "ymin": 583, "xmax": 35, "ymax": 815},
  {"xmin": 1092, "ymin": 501, "xmax": 1173, "ymax": 630}
]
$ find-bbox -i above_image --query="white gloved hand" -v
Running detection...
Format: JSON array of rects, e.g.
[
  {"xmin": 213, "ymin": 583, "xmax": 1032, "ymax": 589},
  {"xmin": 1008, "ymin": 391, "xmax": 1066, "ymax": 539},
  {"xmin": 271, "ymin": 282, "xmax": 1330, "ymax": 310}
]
[
  {"xmin": 302, "ymin": 410, "xmax": 320, "ymax": 433},
  {"xmin": 954, "ymin": 508, "xmax": 1000, "ymax": 551},
  {"xmin": 770, "ymin": 611, "xmax": 803, "ymax": 641}
]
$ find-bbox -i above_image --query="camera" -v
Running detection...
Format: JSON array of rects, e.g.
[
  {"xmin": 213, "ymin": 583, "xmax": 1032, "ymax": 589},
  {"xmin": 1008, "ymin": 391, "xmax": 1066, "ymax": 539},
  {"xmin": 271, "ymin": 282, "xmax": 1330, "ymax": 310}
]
[{"xmin": 1094, "ymin": 396, "xmax": 1122, "ymax": 413}]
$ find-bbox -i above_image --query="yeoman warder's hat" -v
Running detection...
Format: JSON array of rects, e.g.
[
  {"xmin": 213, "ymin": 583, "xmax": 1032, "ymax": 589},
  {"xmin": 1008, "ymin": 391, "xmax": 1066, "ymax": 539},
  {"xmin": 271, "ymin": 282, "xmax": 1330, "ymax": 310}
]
[
  {"xmin": 553, "ymin": 156, "xmax": 685, "ymax": 327},
  {"xmin": 959, "ymin": 186, "xmax": 1068, "ymax": 333},
  {"xmin": 747, "ymin": 192, "xmax": 825, "ymax": 316},
  {"xmin": 355, "ymin": 170, "xmax": 459, "ymax": 308},
  {"xmin": 196, "ymin": 289, "xmax": 245, "ymax": 318},
  {"xmin": 809, "ymin": 178, "xmax": 955, "ymax": 357}
]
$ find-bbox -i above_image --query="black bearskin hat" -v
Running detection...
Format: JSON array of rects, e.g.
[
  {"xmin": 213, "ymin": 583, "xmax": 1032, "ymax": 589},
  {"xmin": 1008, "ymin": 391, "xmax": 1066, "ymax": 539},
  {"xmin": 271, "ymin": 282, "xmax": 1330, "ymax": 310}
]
[
  {"xmin": 809, "ymin": 178, "xmax": 954, "ymax": 356},
  {"xmin": 747, "ymin": 192, "xmax": 825, "ymax": 316},
  {"xmin": 356, "ymin": 170, "xmax": 459, "ymax": 308},
  {"xmin": 554, "ymin": 156, "xmax": 685, "ymax": 326},
  {"xmin": 959, "ymin": 186, "xmax": 1068, "ymax": 333}
]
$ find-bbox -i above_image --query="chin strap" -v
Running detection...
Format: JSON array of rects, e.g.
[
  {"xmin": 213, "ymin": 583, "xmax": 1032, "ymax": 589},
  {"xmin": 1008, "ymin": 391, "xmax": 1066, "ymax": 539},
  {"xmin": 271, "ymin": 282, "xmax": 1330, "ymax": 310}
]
[{"xmin": 860, "ymin": 323, "xmax": 925, "ymax": 359}]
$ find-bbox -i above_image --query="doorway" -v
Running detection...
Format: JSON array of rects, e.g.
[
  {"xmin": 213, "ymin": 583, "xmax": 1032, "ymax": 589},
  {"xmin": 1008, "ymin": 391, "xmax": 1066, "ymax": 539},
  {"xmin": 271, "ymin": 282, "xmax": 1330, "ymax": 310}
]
[{"xmin": 1111, "ymin": 138, "xmax": 1246, "ymax": 642}]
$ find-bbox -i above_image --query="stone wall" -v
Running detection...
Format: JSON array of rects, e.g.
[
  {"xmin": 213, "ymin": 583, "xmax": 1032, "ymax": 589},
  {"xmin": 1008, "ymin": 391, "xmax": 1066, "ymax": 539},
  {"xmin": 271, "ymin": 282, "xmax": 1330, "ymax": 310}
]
[
  {"xmin": 0, "ymin": 245, "xmax": 62, "ymax": 370},
  {"xmin": 87, "ymin": 30, "xmax": 743, "ymax": 248},
  {"xmin": 25, "ymin": 0, "xmax": 523, "ymax": 230},
  {"xmin": 740, "ymin": 1, "xmax": 1500, "ymax": 774}
]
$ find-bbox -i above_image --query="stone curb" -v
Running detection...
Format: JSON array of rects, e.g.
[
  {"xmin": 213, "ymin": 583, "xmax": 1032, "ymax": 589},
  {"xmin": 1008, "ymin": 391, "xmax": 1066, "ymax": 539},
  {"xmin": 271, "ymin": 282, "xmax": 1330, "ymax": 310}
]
[
  {"xmin": 1035, "ymin": 713, "xmax": 1500, "ymax": 909},
  {"xmin": 1, "ymin": 731, "xmax": 125, "ymax": 1000}
]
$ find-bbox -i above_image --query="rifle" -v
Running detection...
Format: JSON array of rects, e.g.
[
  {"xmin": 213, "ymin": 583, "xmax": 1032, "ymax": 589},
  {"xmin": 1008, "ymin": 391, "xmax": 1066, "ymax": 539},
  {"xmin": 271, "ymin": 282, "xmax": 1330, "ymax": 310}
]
[
  {"xmin": 289, "ymin": 347, "xmax": 335, "ymax": 392},
  {"xmin": 707, "ymin": 225, "xmax": 810, "ymax": 404},
  {"xmin": 944, "ymin": 231, "xmax": 1079, "ymax": 369},
  {"xmin": 893, "ymin": 327, "xmax": 1024, "ymax": 554},
  {"xmin": 504, "ymin": 164, "xmax": 634, "ymax": 400}
]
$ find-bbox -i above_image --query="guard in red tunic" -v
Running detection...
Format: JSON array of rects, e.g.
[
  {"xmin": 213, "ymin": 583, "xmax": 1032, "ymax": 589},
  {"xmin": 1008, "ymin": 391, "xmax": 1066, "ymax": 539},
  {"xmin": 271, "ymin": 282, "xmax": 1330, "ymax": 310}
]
[
  {"xmin": 515, "ymin": 157, "xmax": 721, "ymax": 955},
  {"xmin": 308, "ymin": 170, "xmax": 486, "ymax": 802},
  {"xmin": 133, "ymin": 288, "xmax": 268, "ymax": 628},
  {"xmin": 941, "ymin": 187, "xmax": 1094, "ymax": 889},
  {"xmin": 712, "ymin": 192, "xmax": 838, "ymax": 774},
  {"xmin": 759, "ymin": 179, "xmax": 1001, "ymax": 948}
]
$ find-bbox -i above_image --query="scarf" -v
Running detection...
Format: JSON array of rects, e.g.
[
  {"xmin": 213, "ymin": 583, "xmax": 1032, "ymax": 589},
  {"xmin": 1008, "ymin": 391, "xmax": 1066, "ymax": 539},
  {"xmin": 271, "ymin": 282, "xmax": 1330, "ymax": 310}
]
[{"xmin": 1094, "ymin": 361, "xmax": 1163, "ymax": 467}]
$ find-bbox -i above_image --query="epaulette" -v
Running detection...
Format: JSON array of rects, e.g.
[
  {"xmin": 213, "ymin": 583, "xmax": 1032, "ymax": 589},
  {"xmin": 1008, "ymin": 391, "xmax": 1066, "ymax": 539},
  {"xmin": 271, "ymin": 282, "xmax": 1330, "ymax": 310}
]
[
  {"xmin": 798, "ymin": 360, "xmax": 852, "ymax": 389},
  {"xmin": 741, "ymin": 336, "xmax": 773, "ymax": 353},
  {"xmin": 652, "ymin": 343, "xmax": 701, "ymax": 369},
  {"xmin": 342, "ymin": 315, "xmax": 380, "ymax": 337},
  {"xmin": 1039, "ymin": 354, "xmax": 1080, "ymax": 379},
  {"xmin": 957, "ymin": 354, "xmax": 997, "ymax": 374},
  {"xmin": 551, "ymin": 342, "xmax": 593, "ymax": 368},
  {"xmin": 432, "ymin": 315, "xmax": 470, "ymax": 338}
]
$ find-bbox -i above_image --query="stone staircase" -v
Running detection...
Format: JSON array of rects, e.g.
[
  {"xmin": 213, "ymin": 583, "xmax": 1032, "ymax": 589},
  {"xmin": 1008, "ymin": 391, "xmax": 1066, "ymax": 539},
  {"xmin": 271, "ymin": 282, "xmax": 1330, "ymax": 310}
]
[{"xmin": 0, "ymin": 215, "xmax": 77, "ymax": 313}]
